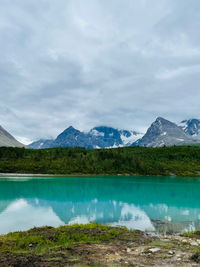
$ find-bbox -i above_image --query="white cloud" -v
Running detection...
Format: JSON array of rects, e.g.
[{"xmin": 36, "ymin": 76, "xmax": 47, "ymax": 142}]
[
  {"xmin": 0, "ymin": 0, "xmax": 200, "ymax": 140},
  {"xmin": 156, "ymin": 65, "xmax": 200, "ymax": 80}
]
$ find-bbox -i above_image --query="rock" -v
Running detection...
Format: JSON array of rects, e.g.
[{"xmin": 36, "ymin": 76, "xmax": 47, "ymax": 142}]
[
  {"xmin": 168, "ymin": 250, "xmax": 175, "ymax": 255},
  {"xmin": 149, "ymin": 248, "xmax": 161, "ymax": 253},
  {"xmin": 127, "ymin": 248, "xmax": 131, "ymax": 253},
  {"xmin": 190, "ymin": 241, "xmax": 199, "ymax": 246},
  {"xmin": 181, "ymin": 239, "xmax": 188, "ymax": 243}
]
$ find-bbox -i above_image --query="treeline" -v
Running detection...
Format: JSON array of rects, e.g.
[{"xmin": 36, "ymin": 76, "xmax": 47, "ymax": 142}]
[{"xmin": 0, "ymin": 146, "xmax": 200, "ymax": 176}]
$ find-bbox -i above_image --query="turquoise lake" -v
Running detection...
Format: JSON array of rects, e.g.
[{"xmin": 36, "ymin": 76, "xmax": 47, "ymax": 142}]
[{"xmin": 1, "ymin": 175, "xmax": 200, "ymax": 234}]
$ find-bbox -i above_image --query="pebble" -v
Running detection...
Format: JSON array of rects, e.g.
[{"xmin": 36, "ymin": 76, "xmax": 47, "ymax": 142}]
[
  {"xmin": 127, "ymin": 248, "xmax": 131, "ymax": 253},
  {"xmin": 149, "ymin": 248, "xmax": 161, "ymax": 253}
]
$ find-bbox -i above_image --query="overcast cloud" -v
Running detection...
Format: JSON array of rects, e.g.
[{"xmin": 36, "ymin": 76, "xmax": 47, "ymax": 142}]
[{"xmin": 0, "ymin": 0, "xmax": 200, "ymax": 144}]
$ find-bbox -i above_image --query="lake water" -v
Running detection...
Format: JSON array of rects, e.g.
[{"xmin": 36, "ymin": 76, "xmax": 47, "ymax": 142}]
[{"xmin": 1, "ymin": 175, "xmax": 200, "ymax": 234}]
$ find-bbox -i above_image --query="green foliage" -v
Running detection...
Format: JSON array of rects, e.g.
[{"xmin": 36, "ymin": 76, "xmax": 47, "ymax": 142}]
[
  {"xmin": 182, "ymin": 230, "xmax": 200, "ymax": 238},
  {"xmin": 0, "ymin": 223, "xmax": 134, "ymax": 255},
  {"xmin": 0, "ymin": 145, "xmax": 200, "ymax": 176}
]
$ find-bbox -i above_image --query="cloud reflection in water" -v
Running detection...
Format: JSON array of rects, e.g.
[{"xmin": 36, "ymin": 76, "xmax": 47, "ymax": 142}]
[{"xmin": 0, "ymin": 199, "xmax": 63, "ymax": 234}]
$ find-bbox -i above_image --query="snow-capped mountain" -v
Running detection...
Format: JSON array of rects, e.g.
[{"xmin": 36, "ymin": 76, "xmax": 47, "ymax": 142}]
[
  {"xmin": 0, "ymin": 125, "xmax": 24, "ymax": 147},
  {"xmin": 28, "ymin": 126, "xmax": 143, "ymax": 149},
  {"xmin": 132, "ymin": 117, "xmax": 200, "ymax": 147},
  {"xmin": 179, "ymin": 119, "xmax": 200, "ymax": 136}
]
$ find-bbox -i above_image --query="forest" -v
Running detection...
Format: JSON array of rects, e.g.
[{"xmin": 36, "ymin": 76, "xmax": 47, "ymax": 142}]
[{"xmin": 0, "ymin": 145, "xmax": 200, "ymax": 176}]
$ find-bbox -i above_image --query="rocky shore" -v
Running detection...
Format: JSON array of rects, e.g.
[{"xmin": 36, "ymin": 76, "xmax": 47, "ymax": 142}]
[{"xmin": 0, "ymin": 223, "xmax": 200, "ymax": 266}]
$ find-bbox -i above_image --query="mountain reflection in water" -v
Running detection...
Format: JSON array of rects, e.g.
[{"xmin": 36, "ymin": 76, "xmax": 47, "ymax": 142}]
[{"xmin": 0, "ymin": 176, "xmax": 200, "ymax": 234}]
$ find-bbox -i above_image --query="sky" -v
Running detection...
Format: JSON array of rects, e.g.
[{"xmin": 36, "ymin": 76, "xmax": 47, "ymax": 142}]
[{"xmin": 0, "ymin": 0, "xmax": 200, "ymax": 144}]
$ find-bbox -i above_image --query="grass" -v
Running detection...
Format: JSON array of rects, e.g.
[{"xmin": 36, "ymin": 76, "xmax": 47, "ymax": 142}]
[
  {"xmin": 182, "ymin": 230, "xmax": 200, "ymax": 238},
  {"xmin": 1, "ymin": 224, "xmax": 200, "ymax": 266},
  {"xmin": 0, "ymin": 223, "xmax": 123, "ymax": 255},
  {"xmin": 0, "ymin": 223, "xmax": 147, "ymax": 266},
  {"xmin": 149, "ymin": 240, "xmax": 173, "ymax": 249}
]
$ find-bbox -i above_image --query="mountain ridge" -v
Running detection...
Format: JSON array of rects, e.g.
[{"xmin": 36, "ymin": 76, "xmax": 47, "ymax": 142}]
[{"xmin": 0, "ymin": 125, "xmax": 24, "ymax": 147}]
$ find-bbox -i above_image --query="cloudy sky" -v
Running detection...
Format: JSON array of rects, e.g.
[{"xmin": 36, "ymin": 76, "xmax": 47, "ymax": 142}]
[{"xmin": 0, "ymin": 0, "xmax": 200, "ymax": 144}]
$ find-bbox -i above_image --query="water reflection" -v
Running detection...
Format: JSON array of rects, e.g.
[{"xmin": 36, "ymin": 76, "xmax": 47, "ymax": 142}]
[
  {"xmin": 0, "ymin": 176, "xmax": 200, "ymax": 234},
  {"xmin": 0, "ymin": 199, "xmax": 63, "ymax": 234},
  {"xmin": 110, "ymin": 203, "xmax": 155, "ymax": 231}
]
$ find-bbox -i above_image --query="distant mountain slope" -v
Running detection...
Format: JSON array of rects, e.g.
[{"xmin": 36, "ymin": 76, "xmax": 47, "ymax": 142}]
[
  {"xmin": 179, "ymin": 119, "xmax": 200, "ymax": 136},
  {"xmin": 0, "ymin": 126, "xmax": 24, "ymax": 147},
  {"xmin": 28, "ymin": 139, "xmax": 54, "ymax": 149},
  {"xmin": 53, "ymin": 126, "xmax": 94, "ymax": 148},
  {"xmin": 132, "ymin": 117, "xmax": 200, "ymax": 147},
  {"xmin": 28, "ymin": 126, "xmax": 143, "ymax": 149}
]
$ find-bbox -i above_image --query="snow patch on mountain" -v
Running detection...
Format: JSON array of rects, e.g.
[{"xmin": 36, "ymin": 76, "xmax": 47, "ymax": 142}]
[
  {"xmin": 90, "ymin": 129, "xmax": 104, "ymax": 137},
  {"xmin": 179, "ymin": 119, "xmax": 200, "ymax": 137},
  {"xmin": 120, "ymin": 131, "xmax": 144, "ymax": 146}
]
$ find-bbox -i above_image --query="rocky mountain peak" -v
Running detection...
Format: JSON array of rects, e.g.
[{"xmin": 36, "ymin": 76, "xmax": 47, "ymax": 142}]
[
  {"xmin": 65, "ymin": 126, "xmax": 78, "ymax": 132},
  {"xmin": 154, "ymin": 117, "xmax": 174, "ymax": 126},
  {"xmin": 132, "ymin": 117, "xmax": 199, "ymax": 147},
  {"xmin": 145, "ymin": 117, "xmax": 174, "ymax": 139},
  {"xmin": 58, "ymin": 126, "xmax": 80, "ymax": 137},
  {"xmin": 155, "ymin": 117, "xmax": 166, "ymax": 123}
]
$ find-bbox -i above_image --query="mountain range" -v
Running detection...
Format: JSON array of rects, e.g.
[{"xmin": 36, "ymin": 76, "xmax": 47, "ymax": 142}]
[
  {"xmin": 1, "ymin": 118, "xmax": 200, "ymax": 149},
  {"xmin": 29, "ymin": 118, "xmax": 200, "ymax": 149},
  {"xmin": 28, "ymin": 126, "xmax": 143, "ymax": 149}
]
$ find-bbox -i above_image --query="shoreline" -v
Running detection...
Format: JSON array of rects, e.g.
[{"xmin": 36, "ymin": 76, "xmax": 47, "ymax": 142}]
[
  {"xmin": 0, "ymin": 223, "xmax": 200, "ymax": 266},
  {"xmin": 0, "ymin": 172, "xmax": 200, "ymax": 179}
]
